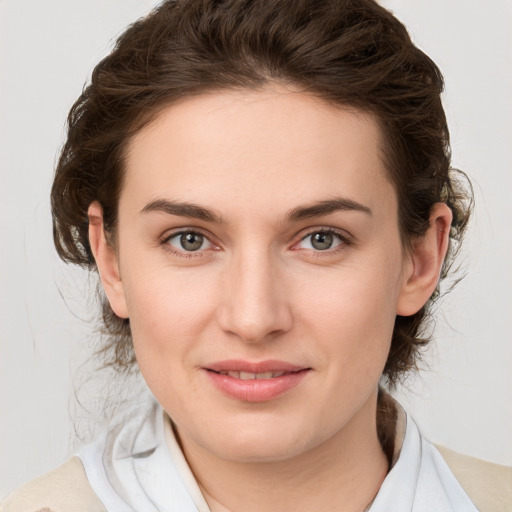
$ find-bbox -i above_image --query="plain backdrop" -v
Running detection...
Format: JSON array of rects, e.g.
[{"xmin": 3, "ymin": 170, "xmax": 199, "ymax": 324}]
[{"xmin": 1, "ymin": 0, "xmax": 511, "ymax": 495}]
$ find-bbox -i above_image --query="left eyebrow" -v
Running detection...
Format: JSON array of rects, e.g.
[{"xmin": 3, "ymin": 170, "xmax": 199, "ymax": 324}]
[{"xmin": 285, "ymin": 197, "xmax": 372, "ymax": 222}]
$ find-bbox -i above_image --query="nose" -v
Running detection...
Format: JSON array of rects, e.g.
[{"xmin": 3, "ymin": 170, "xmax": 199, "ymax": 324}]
[{"xmin": 217, "ymin": 248, "xmax": 293, "ymax": 344}]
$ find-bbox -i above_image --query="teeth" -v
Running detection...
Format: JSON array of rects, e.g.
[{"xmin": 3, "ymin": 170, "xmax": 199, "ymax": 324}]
[
  {"xmin": 256, "ymin": 371, "xmax": 273, "ymax": 380},
  {"xmin": 218, "ymin": 370, "xmax": 287, "ymax": 380}
]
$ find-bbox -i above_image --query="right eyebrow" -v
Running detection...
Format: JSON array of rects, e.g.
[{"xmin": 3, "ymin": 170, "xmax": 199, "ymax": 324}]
[{"xmin": 140, "ymin": 199, "xmax": 224, "ymax": 224}]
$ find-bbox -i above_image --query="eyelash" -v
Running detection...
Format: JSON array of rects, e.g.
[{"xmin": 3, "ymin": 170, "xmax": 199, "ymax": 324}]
[
  {"xmin": 159, "ymin": 227, "xmax": 352, "ymax": 259},
  {"xmin": 293, "ymin": 228, "xmax": 352, "ymax": 256},
  {"xmin": 160, "ymin": 228, "xmax": 217, "ymax": 259}
]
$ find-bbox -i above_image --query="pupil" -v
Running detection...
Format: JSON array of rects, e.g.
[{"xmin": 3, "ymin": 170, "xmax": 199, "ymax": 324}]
[
  {"xmin": 312, "ymin": 232, "xmax": 332, "ymax": 250},
  {"xmin": 181, "ymin": 233, "xmax": 203, "ymax": 251}
]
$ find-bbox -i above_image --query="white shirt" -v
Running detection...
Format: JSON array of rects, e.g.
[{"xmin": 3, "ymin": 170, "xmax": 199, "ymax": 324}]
[{"xmin": 78, "ymin": 400, "xmax": 479, "ymax": 512}]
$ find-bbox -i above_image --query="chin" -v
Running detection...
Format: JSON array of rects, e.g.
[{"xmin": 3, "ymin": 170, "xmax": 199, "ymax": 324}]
[{"xmin": 189, "ymin": 411, "xmax": 327, "ymax": 463}]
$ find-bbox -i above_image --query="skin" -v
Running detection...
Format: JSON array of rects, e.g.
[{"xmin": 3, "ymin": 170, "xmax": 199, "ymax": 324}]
[{"xmin": 89, "ymin": 86, "xmax": 452, "ymax": 512}]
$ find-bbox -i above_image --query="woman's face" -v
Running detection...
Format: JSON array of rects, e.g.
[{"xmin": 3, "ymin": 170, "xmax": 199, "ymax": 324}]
[{"xmin": 102, "ymin": 87, "xmax": 415, "ymax": 462}]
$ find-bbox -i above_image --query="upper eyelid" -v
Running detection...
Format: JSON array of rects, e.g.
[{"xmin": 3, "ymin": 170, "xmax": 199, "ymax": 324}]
[
  {"xmin": 295, "ymin": 226, "xmax": 352, "ymax": 243},
  {"xmin": 160, "ymin": 227, "xmax": 215, "ymax": 244}
]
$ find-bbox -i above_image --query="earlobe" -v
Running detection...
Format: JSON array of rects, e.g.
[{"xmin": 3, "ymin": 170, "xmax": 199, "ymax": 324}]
[
  {"xmin": 88, "ymin": 201, "xmax": 129, "ymax": 319},
  {"xmin": 397, "ymin": 203, "xmax": 453, "ymax": 316}
]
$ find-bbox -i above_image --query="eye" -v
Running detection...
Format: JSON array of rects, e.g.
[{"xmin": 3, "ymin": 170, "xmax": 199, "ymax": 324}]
[
  {"xmin": 296, "ymin": 230, "xmax": 345, "ymax": 251},
  {"xmin": 166, "ymin": 231, "xmax": 214, "ymax": 252}
]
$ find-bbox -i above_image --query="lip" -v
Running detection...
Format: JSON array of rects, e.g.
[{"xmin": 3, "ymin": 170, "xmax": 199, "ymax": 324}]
[{"xmin": 203, "ymin": 359, "xmax": 311, "ymax": 402}]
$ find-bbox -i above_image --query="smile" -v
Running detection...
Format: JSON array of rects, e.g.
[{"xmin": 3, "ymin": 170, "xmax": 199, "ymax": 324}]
[{"xmin": 203, "ymin": 361, "xmax": 311, "ymax": 402}]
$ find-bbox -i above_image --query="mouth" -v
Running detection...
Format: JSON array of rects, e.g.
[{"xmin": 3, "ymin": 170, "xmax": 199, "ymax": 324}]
[
  {"xmin": 203, "ymin": 360, "xmax": 311, "ymax": 402},
  {"xmin": 208, "ymin": 369, "xmax": 303, "ymax": 380}
]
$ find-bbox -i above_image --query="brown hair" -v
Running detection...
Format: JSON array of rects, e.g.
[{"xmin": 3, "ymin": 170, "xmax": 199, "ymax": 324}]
[{"xmin": 51, "ymin": 0, "xmax": 471, "ymax": 386}]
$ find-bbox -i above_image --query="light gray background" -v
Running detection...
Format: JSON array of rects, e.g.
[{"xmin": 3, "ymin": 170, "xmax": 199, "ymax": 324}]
[{"xmin": 1, "ymin": 0, "xmax": 511, "ymax": 495}]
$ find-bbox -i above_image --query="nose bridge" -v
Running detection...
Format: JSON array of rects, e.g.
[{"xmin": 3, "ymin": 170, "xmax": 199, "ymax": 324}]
[{"xmin": 218, "ymin": 243, "xmax": 291, "ymax": 342}]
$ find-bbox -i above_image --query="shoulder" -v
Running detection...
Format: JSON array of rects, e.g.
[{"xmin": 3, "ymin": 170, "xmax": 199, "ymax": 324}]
[
  {"xmin": 1, "ymin": 456, "xmax": 106, "ymax": 512},
  {"xmin": 436, "ymin": 444, "xmax": 512, "ymax": 512}
]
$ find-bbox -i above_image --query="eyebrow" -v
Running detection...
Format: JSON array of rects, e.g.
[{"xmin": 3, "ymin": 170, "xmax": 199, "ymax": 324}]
[
  {"xmin": 285, "ymin": 197, "xmax": 372, "ymax": 222},
  {"xmin": 140, "ymin": 196, "xmax": 372, "ymax": 224},
  {"xmin": 140, "ymin": 199, "xmax": 224, "ymax": 223}
]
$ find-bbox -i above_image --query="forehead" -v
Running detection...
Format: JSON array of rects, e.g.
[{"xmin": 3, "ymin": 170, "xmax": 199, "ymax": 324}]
[{"xmin": 121, "ymin": 87, "xmax": 396, "ymax": 222}]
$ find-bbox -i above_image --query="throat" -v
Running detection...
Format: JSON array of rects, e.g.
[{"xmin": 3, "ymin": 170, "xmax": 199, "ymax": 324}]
[{"xmin": 175, "ymin": 397, "xmax": 391, "ymax": 512}]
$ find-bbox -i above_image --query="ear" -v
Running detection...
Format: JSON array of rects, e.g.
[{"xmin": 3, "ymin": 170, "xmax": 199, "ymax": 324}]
[
  {"xmin": 88, "ymin": 201, "xmax": 129, "ymax": 319},
  {"xmin": 397, "ymin": 203, "xmax": 453, "ymax": 316}
]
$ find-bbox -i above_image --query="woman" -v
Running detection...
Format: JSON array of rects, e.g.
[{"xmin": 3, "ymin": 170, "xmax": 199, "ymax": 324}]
[{"xmin": 2, "ymin": 0, "xmax": 511, "ymax": 510}]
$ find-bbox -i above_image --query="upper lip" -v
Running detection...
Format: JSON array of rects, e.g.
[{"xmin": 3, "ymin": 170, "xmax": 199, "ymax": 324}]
[{"xmin": 204, "ymin": 360, "xmax": 309, "ymax": 373}]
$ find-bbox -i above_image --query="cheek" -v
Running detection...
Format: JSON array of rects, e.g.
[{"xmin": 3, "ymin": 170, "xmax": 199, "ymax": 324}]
[
  {"xmin": 123, "ymin": 273, "xmax": 216, "ymax": 414},
  {"xmin": 120, "ymin": 262, "xmax": 219, "ymax": 371},
  {"xmin": 297, "ymin": 256, "xmax": 402, "ymax": 367}
]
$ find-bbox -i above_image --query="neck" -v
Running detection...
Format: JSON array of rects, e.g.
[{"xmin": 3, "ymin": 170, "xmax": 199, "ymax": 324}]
[{"xmin": 177, "ymin": 389, "xmax": 390, "ymax": 512}]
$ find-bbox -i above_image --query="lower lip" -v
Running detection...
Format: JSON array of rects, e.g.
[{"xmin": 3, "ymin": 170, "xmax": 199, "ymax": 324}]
[{"xmin": 204, "ymin": 370, "xmax": 310, "ymax": 402}]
